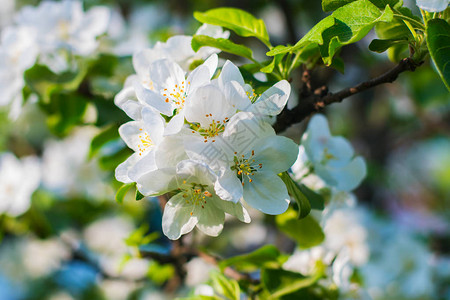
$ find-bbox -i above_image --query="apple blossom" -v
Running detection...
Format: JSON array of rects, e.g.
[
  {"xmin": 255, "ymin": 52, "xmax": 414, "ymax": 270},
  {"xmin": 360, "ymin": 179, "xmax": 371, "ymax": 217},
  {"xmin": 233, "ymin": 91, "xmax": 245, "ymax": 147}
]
[
  {"xmin": 135, "ymin": 160, "xmax": 250, "ymax": 240},
  {"xmin": 185, "ymin": 112, "xmax": 298, "ymax": 215},
  {"xmin": 0, "ymin": 152, "xmax": 40, "ymax": 216},
  {"xmin": 299, "ymin": 114, "xmax": 367, "ymax": 191}
]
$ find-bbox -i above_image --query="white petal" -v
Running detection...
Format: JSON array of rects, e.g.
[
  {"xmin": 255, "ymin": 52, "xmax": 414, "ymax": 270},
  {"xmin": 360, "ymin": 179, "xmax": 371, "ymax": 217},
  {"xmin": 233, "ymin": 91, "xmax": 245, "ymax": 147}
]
[
  {"xmin": 218, "ymin": 60, "xmax": 245, "ymax": 89},
  {"xmin": 328, "ymin": 156, "xmax": 367, "ymax": 191},
  {"xmin": 162, "ymin": 193, "xmax": 198, "ymax": 240},
  {"xmin": 201, "ymin": 54, "xmax": 218, "ymax": 78},
  {"xmin": 185, "ymin": 84, "xmax": 234, "ymax": 128},
  {"xmin": 213, "ymin": 197, "xmax": 251, "ymax": 223},
  {"xmin": 176, "ymin": 160, "xmax": 217, "ymax": 186},
  {"xmin": 254, "ymin": 135, "xmax": 299, "ymax": 174},
  {"xmin": 223, "ymin": 81, "xmax": 252, "ymax": 111},
  {"xmin": 135, "ymin": 167, "xmax": 176, "ymax": 196},
  {"xmin": 133, "ymin": 80, "xmax": 172, "ymax": 115},
  {"xmin": 141, "ymin": 107, "xmax": 165, "ymax": 144},
  {"xmin": 121, "ymin": 99, "xmax": 142, "ymax": 120},
  {"xmin": 243, "ymin": 172, "xmax": 290, "ymax": 215},
  {"xmin": 128, "ymin": 150, "xmax": 157, "ymax": 182},
  {"xmin": 185, "ymin": 65, "xmax": 212, "ymax": 96},
  {"xmin": 115, "ymin": 153, "xmax": 140, "ymax": 183},
  {"xmin": 155, "ymin": 135, "xmax": 188, "ymax": 168},
  {"xmin": 149, "ymin": 59, "xmax": 186, "ymax": 91},
  {"xmin": 164, "ymin": 112, "xmax": 185, "ymax": 136},
  {"xmin": 118, "ymin": 121, "xmax": 145, "ymax": 152},
  {"xmin": 326, "ymin": 136, "xmax": 355, "ymax": 167},
  {"xmin": 195, "ymin": 200, "xmax": 225, "ymax": 237},
  {"xmin": 214, "ymin": 169, "xmax": 243, "ymax": 203},
  {"xmin": 416, "ymin": 0, "xmax": 449, "ymax": 12},
  {"xmin": 250, "ymin": 80, "xmax": 291, "ymax": 116}
]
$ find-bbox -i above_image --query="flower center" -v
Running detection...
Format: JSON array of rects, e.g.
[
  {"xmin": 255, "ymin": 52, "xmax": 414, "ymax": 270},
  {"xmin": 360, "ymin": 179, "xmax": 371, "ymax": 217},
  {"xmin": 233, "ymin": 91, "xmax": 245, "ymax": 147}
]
[
  {"xmin": 231, "ymin": 150, "xmax": 262, "ymax": 185},
  {"xmin": 179, "ymin": 181, "xmax": 213, "ymax": 216},
  {"xmin": 191, "ymin": 115, "xmax": 229, "ymax": 143},
  {"xmin": 137, "ymin": 129, "xmax": 154, "ymax": 156},
  {"xmin": 57, "ymin": 20, "xmax": 71, "ymax": 40},
  {"xmin": 320, "ymin": 148, "xmax": 336, "ymax": 164},
  {"xmin": 162, "ymin": 81, "xmax": 189, "ymax": 109},
  {"xmin": 246, "ymin": 88, "xmax": 259, "ymax": 103}
]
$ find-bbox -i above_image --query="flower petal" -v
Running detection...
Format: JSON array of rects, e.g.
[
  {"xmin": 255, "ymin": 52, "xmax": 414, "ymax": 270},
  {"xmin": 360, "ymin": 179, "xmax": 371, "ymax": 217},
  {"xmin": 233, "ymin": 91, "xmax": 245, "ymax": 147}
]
[
  {"xmin": 218, "ymin": 60, "xmax": 245, "ymax": 88},
  {"xmin": 212, "ymin": 196, "xmax": 251, "ymax": 223},
  {"xmin": 135, "ymin": 167, "xmax": 176, "ymax": 196},
  {"xmin": 128, "ymin": 150, "xmax": 157, "ymax": 182},
  {"xmin": 243, "ymin": 172, "xmax": 290, "ymax": 215},
  {"xmin": 115, "ymin": 152, "xmax": 140, "ymax": 183},
  {"xmin": 214, "ymin": 169, "xmax": 243, "ymax": 203},
  {"xmin": 195, "ymin": 200, "xmax": 225, "ymax": 237},
  {"xmin": 162, "ymin": 193, "xmax": 198, "ymax": 240},
  {"xmin": 254, "ymin": 135, "xmax": 299, "ymax": 174},
  {"xmin": 250, "ymin": 80, "xmax": 291, "ymax": 116}
]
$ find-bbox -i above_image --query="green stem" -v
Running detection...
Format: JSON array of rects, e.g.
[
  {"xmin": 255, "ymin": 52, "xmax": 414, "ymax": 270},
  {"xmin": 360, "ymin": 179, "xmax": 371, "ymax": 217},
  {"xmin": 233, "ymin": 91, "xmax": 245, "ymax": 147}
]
[
  {"xmin": 287, "ymin": 51, "xmax": 302, "ymax": 77},
  {"xmin": 402, "ymin": 19, "xmax": 419, "ymax": 42},
  {"xmin": 393, "ymin": 14, "xmax": 426, "ymax": 31}
]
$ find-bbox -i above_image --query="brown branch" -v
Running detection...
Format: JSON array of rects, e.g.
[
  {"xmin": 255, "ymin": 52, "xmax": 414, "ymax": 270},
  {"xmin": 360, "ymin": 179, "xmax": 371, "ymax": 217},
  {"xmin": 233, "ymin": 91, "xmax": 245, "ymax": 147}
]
[{"xmin": 273, "ymin": 58, "xmax": 422, "ymax": 133}]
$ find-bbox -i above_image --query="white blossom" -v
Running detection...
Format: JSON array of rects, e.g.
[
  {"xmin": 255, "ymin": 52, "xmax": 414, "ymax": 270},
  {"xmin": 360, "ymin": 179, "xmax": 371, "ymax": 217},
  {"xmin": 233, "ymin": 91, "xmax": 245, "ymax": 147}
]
[
  {"xmin": 136, "ymin": 160, "xmax": 250, "ymax": 240},
  {"xmin": 299, "ymin": 114, "xmax": 366, "ymax": 191},
  {"xmin": 416, "ymin": 0, "xmax": 449, "ymax": 12},
  {"xmin": 0, "ymin": 152, "xmax": 40, "ymax": 216}
]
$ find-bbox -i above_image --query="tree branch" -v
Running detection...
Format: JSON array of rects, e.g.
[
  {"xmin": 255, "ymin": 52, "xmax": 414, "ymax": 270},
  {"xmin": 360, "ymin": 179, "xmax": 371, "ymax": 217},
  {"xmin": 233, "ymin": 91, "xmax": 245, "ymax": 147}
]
[{"xmin": 273, "ymin": 58, "xmax": 422, "ymax": 133}]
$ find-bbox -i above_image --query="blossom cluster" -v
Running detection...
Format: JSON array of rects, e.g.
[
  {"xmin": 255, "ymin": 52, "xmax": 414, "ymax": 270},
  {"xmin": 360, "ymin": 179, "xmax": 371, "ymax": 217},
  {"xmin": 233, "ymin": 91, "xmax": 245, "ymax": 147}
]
[
  {"xmin": 115, "ymin": 25, "xmax": 299, "ymax": 240},
  {"xmin": 0, "ymin": 0, "xmax": 109, "ymax": 116}
]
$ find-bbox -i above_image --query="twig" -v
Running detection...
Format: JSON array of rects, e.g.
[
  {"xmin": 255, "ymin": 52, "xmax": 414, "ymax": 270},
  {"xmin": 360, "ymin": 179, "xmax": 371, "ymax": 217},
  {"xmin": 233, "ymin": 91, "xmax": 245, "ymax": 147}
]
[{"xmin": 273, "ymin": 58, "xmax": 422, "ymax": 133}]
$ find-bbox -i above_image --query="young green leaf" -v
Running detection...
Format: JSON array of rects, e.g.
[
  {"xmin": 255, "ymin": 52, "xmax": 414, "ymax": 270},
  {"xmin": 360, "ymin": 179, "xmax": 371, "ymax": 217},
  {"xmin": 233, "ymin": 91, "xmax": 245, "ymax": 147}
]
[
  {"xmin": 322, "ymin": 0, "xmax": 402, "ymax": 12},
  {"xmin": 298, "ymin": 184, "xmax": 325, "ymax": 210},
  {"xmin": 210, "ymin": 272, "xmax": 240, "ymax": 300},
  {"xmin": 261, "ymin": 268, "xmax": 321, "ymax": 299},
  {"xmin": 219, "ymin": 245, "xmax": 281, "ymax": 272},
  {"xmin": 276, "ymin": 209, "xmax": 325, "ymax": 249},
  {"xmin": 191, "ymin": 35, "xmax": 254, "ymax": 61},
  {"xmin": 279, "ymin": 172, "xmax": 311, "ymax": 218},
  {"xmin": 426, "ymin": 18, "xmax": 450, "ymax": 91},
  {"xmin": 115, "ymin": 182, "xmax": 135, "ymax": 204},
  {"xmin": 194, "ymin": 8, "xmax": 271, "ymax": 47},
  {"xmin": 369, "ymin": 38, "xmax": 409, "ymax": 52},
  {"xmin": 136, "ymin": 189, "xmax": 145, "ymax": 201}
]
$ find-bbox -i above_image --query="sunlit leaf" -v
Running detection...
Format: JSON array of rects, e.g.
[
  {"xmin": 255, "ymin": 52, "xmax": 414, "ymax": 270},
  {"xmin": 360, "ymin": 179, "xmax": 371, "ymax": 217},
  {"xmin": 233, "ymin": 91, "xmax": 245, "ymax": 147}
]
[
  {"xmin": 194, "ymin": 7, "xmax": 271, "ymax": 47},
  {"xmin": 192, "ymin": 35, "xmax": 254, "ymax": 60},
  {"xmin": 426, "ymin": 18, "xmax": 450, "ymax": 91}
]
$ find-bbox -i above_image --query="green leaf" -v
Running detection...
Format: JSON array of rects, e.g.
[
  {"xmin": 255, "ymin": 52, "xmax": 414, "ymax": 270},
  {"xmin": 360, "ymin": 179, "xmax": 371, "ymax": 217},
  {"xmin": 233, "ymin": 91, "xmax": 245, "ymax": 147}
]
[
  {"xmin": 219, "ymin": 245, "xmax": 281, "ymax": 272},
  {"xmin": 369, "ymin": 38, "xmax": 409, "ymax": 52},
  {"xmin": 192, "ymin": 35, "xmax": 254, "ymax": 60},
  {"xmin": 260, "ymin": 46, "xmax": 286, "ymax": 73},
  {"xmin": 319, "ymin": 0, "xmax": 394, "ymax": 65},
  {"xmin": 24, "ymin": 63, "xmax": 87, "ymax": 103},
  {"xmin": 298, "ymin": 184, "xmax": 325, "ymax": 210},
  {"xmin": 88, "ymin": 124, "xmax": 120, "ymax": 159},
  {"xmin": 136, "ymin": 189, "xmax": 145, "ymax": 201},
  {"xmin": 279, "ymin": 172, "xmax": 311, "ymax": 218},
  {"xmin": 45, "ymin": 93, "xmax": 89, "ymax": 136},
  {"xmin": 322, "ymin": 0, "xmax": 402, "ymax": 11},
  {"xmin": 147, "ymin": 261, "xmax": 175, "ymax": 285},
  {"xmin": 115, "ymin": 182, "xmax": 135, "ymax": 204},
  {"xmin": 276, "ymin": 209, "xmax": 325, "ymax": 249},
  {"xmin": 194, "ymin": 7, "xmax": 271, "ymax": 47},
  {"xmin": 210, "ymin": 272, "xmax": 240, "ymax": 300},
  {"xmin": 261, "ymin": 268, "xmax": 320, "ymax": 299},
  {"xmin": 426, "ymin": 18, "xmax": 450, "ymax": 91},
  {"xmin": 268, "ymin": 0, "xmax": 394, "ymax": 66}
]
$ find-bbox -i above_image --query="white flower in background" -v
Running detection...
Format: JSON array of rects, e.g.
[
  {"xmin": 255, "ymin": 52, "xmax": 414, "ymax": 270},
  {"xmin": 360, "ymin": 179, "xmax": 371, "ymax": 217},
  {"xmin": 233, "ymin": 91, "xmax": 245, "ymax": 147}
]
[
  {"xmin": 115, "ymin": 107, "xmax": 165, "ymax": 183},
  {"xmin": 186, "ymin": 112, "xmax": 298, "ymax": 215},
  {"xmin": 300, "ymin": 114, "xmax": 366, "ymax": 191},
  {"xmin": 416, "ymin": 0, "xmax": 449, "ymax": 12},
  {"xmin": 323, "ymin": 207, "xmax": 369, "ymax": 266},
  {"xmin": 185, "ymin": 257, "xmax": 217, "ymax": 286},
  {"xmin": 283, "ymin": 246, "xmax": 334, "ymax": 276},
  {"xmin": 0, "ymin": 0, "xmax": 15, "ymax": 29},
  {"xmin": 41, "ymin": 127, "xmax": 113, "ymax": 200},
  {"xmin": 362, "ymin": 232, "xmax": 435, "ymax": 299},
  {"xmin": 15, "ymin": 0, "xmax": 110, "ymax": 72},
  {"xmin": 0, "ymin": 26, "xmax": 38, "ymax": 111},
  {"xmin": 136, "ymin": 160, "xmax": 250, "ymax": 240},
  {"xmin": 0, "ymin": 152, "xmax": 40, "ymax": 216},
  {"xmin": 22, "ymin": 238, "xmax": 71, "ymax": 278},
  {"xmin": 132, "ymin": 24, "xmax": 229, "ymax": 73}
]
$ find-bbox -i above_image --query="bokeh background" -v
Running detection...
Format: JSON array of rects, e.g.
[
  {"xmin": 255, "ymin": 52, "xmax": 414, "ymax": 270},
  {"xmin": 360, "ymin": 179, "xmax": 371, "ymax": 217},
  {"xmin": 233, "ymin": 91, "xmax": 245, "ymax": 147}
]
[{"xmin": 0, "ymin": 0, "xmax": 449, "ymax": 299}]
